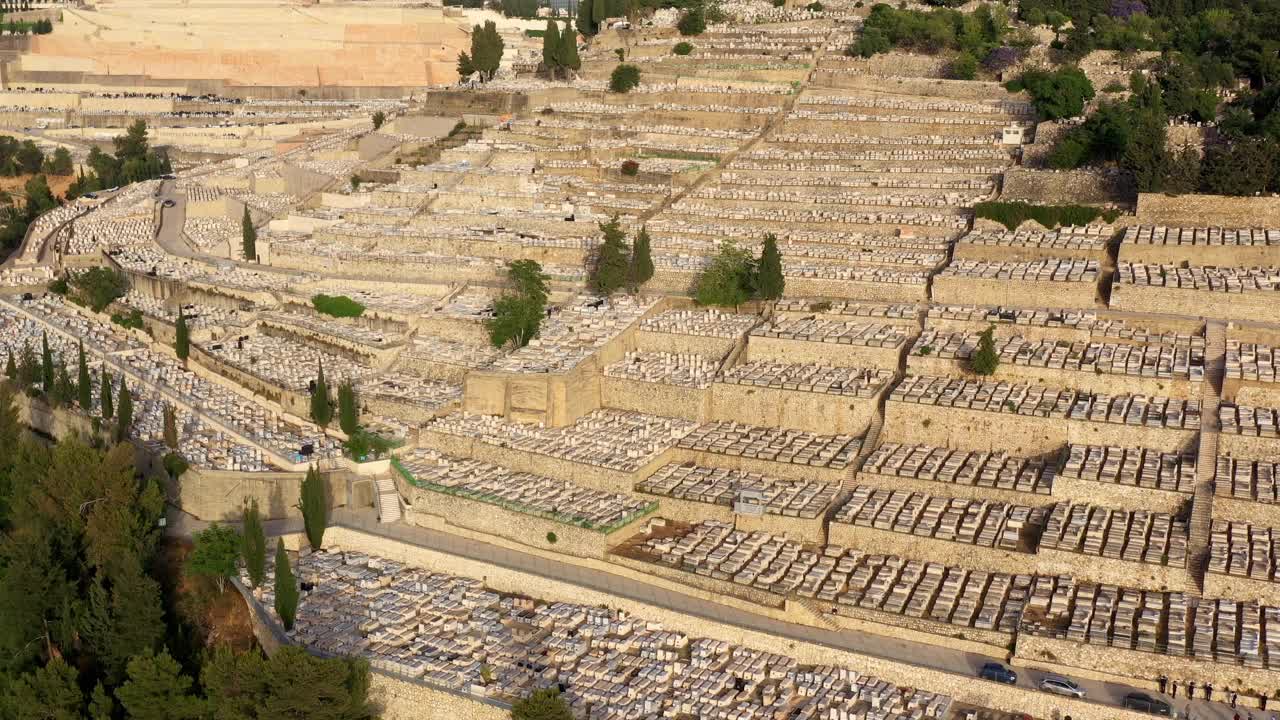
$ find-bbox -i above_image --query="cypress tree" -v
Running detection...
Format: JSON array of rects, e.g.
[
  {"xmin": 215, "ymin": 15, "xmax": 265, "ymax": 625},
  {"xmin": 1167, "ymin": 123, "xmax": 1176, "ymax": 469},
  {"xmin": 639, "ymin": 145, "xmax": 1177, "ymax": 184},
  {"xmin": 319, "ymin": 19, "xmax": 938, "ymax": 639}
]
[
  {"xmin": 273, "ymin": 538, "xmax": 298, "ymax": 631},
  {"xmin": 101, "ymin": 369, "xmax": 114, "ymax": 419},
  {"xmin": 576, "ymin": 0, "xmax": 594, "ymax": 36},
  {"xmin": 53, "ymin": 358, "xmax": 74, "ymax": 408},
  {"xmin": 4, "ymin": 349, "xmax": 14, "ymax": 380},
  {"xmin": 242, "ymin": 498, "xmax": 266, "ymax": 588},
  {"xmin": 591, "ymin": 215, "xmax": 630, "ymax": 295},
  {"xmin": 174, "ymin": 308, "xmax": 190, "ymax": 362},
  {"xmin": 756, "ymin": 233, "xmax": 785, "ymax": 301},
  {"xmin": 241, "ymin": 206, "xmax": 256, "ymax": 262},
  {"xmin": 116, "ymin": 377, "xmax": 133, "ymax": 443},
  {"xmin": 542, "ymin": 20, "xmax": 561, "ymax": 72},
  {"xmin": 970, "ymin": 324, "xmax": 1000, "ymax": 376},
  {"xmin": 299, "ymin": 465, "xmax": 327, "ymax": 551},
  {"xmin": 629, "ymin": 226, "xmax": 654, "ymax": 290},
  {"xmin": 558, "ymin": 26, "xmax": 581, "ymax": 73},
  {"xmin": 310, "ymin": 362, "xmax": 331, "ymax": 427},
  {"xmin": 40, "ymin": 332, "xmax": 53, "ymax": 394},
  {"xmin": 77, "ymin": 341, "xmax": 92, "ymax": 410},
  {"xmin": 163, "ymin": 404, "xmax": 178, "ymax": 449},
  {"xmin": 338, "ymin": 380, "xmax": 359, "ymax": 435}
]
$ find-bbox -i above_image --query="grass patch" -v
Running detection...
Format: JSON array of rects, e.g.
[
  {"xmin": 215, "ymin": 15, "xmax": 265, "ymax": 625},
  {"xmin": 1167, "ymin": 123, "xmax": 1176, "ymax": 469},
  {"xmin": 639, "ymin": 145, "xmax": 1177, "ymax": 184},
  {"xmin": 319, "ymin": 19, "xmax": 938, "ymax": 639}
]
[
  {"xmin": 311, "ymin": 294, "xmax": 366, "ymax": 318},
  {"xmin": 973, "ymin": 201, "xmax": 1120, "ymax": 231}
]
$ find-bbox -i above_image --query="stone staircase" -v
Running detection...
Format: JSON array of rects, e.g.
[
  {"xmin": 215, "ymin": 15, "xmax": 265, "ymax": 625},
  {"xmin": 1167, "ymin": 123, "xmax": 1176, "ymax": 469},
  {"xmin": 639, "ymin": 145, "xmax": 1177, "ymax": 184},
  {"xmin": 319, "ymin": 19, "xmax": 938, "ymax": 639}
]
[
  {"xmin": 1187, "ymin": 321, "xmax": 1225, "ymax": 594},
  {"xmin": 375, "ymin": 474, "xmax": 402, "ymax": 524}
]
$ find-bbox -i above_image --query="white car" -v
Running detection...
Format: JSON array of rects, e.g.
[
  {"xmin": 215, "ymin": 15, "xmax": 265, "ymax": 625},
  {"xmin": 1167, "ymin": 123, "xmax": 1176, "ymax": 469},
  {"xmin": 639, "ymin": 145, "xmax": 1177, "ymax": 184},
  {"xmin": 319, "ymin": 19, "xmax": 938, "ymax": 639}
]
[{"xmin": 1039, "ymin": 675, "xmax": 1085, "ymax": 699}]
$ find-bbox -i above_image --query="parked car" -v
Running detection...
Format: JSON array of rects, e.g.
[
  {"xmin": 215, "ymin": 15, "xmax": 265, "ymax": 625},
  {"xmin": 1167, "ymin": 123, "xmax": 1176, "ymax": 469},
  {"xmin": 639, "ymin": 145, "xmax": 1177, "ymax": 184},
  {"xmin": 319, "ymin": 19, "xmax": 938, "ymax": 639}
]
[
  {"xmin": 978, "ymin": 662, "xmax": 1017, "ymax": 684},
  {"xmin": 1039, "ymin": 675, "xmax": 1085, "ymax": 698},
  {"xmin": 1122, "ymin": 692, "xmax": 1172, "ymax": 716}
]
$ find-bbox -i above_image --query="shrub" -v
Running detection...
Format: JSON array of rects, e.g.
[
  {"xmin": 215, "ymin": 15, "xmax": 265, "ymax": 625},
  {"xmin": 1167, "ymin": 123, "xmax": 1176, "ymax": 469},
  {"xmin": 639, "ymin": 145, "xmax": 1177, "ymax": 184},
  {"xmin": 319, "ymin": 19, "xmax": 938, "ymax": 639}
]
[
  {"xmin": 614, "ymin": 48, "xmax": 625, "ymax": 60},
  {"xmin": 163, "ymin": 451, "xmax": 189, "ymax": 479},
  {"xmin": 1103, "ymin": 80, "xmax": 1127, "ymax": 92},
  {"xmin": 982, "ymin": 46, "xmax": 1023, "ymax": 74},
  {"xmin": 546, "ymin": 531, "xmax": 558, "ymax": 544},
  {"xmin": 951, "ymin": 52, "xmax": 977, "ymax": 80},
  {"xmin": 620, "ymin": 159, "xmax": 640, "ymax": 175},
  {"xmin": 110, "ymin": 309, "xmax": 144, "ymax": 330},
  {"xmin": 970, "ymin": 325, "xmax": 999, "ymax": 375},
  {"xmin": 311, "ymin": 294, "xmax": 366, "ymax": 318},
  {"xmin": 677, "ymin": 7, "xmax": 706, "ymax": 35},
  {"xmin": 673, "ymin": 41, "xmax": 693, "ymax": 55},
  {"xmin": 973, "ymin": 201, "xmax": 1119, "ymax": 230},
  {"xmin": 609, "ymin": 64, "xmax": 641, "ymax": 93},
  {"xmin": 69, "ymin": 267, "xmax": 128, "ymax": 313},
  {"xmin": 806, "ymin": 1, "xmax": 823, "ymax": 9},
  {"xmin": 1006, "ymin": 66, "xmax": 1095, "ymax": 120}
]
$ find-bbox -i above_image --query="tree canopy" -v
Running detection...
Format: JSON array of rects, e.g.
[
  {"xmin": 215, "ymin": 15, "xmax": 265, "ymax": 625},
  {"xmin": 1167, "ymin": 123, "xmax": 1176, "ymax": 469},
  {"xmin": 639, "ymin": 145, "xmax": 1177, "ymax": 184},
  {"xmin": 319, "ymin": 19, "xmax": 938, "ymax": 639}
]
[{"xmin": 487, "ymin": 259, "xmax": 550, "ymax": 349}]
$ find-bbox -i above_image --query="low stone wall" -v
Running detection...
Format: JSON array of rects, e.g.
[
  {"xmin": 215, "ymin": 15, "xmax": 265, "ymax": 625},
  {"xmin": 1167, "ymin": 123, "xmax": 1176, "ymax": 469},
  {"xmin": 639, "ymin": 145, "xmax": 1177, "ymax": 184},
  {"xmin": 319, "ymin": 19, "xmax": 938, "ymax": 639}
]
[
  {"xmin": 322, "ymin": 526, "xmax": 1155, "ymax": 720},
  {"xmin": 1119, "ymin": 242, "xmax": 1280, "ymax": 268},
  {"xmin": 931, "ymin": 275, "xmax": 1098, "ymax": 309},
  {"xmin": 1203, "ymin": 571, "xmax": 1280, "ymax": 606},
  {"xmin": 1052, "ymin": 475, "xmax": 1188, "ymax": 515},
  {"xmin": 1000, "ymin": 167, "xmax": 1135, "ymax": 205},
  {"xmin": 600, "ymin": 375, "xmax": 708, "ymax": 422},
  {"xmin": 1035, "ymin": 546, "xmax": 1192, "ymax": 593},
  {"xmin": 176, "ymin": 465, "xmax": 350, "ymax": 522},
  {"xmin": 371, "ymin": 674, "xmax": 507, "ymax": 720},
  {"xmin": 708, "ymin": 382, "xmax": 881, "ymax": 435},
  {"xmin": 953, "ymin": 241, "xmax": 1106, "ymax": 263},
  {"xmin": 823, "ymin": 601, "xmax": 1012, "ymax": 656},
  {"xmin": 401, "ymin": 485, "xmax": 649, "ymax": 560},
  {"xmin": 1211, "ymin": 495, "xmax": 1280, "ymax": 528},
  {"xmin": 1136, "ymin": 193, "xmax": 1280, "ymax": 227},
  {"xmin": 1110, "ymin": 284, "xmax": 1269, "ymax": 323},
  {"xmin": 745, "ymin": 335, "xmax": 903, "ymax": 369},
  {"xmin": 882, "ymin": 401, "xmax": 1198, "ymax": 456},
  {"xmin": 1218, "ymin": 433, "xmax": 1280, "ymax": 462}
]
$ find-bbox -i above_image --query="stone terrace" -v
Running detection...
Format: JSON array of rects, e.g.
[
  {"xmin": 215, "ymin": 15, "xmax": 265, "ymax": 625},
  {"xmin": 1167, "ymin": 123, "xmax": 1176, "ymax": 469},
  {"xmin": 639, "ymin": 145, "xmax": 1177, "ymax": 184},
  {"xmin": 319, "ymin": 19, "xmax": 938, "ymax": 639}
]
[
  {"xmin": 832, "ymin": 486, "xmax": 1045, "ymax": 553},
  {"xmin": 636, "ymin": 462, "xmax": 838, "ymax": 521},
  {"xmin": 1207, "ymin": 521, "xmax": 1278, "ymax": 584},
  {"xmin": 1038, "ymin": 503, "xmax": 1188, "ymax": 569},
  {"xmin": 254, "ymin": 548, "xmax": 952, "ymax": 719},
  {"xmin": 395, "ymin": 448, "xmax": 654, "ymax": 531},
  {"xmin": 857, "ymin": 443, "xmax": 1056, "ymax": 498},
  {"xmin": 676, "ymin": 420, "xmax": 861, "ymax": 472}
]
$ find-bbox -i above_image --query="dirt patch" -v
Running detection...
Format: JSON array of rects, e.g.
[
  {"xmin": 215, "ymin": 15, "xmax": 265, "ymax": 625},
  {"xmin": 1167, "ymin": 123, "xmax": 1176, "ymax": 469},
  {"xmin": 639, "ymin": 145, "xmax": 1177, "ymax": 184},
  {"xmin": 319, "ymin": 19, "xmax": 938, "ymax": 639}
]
[
  {"xmin": 157, "ymin": 538, "xmax": 258, "ymax": 653},
  {"xmin": 0, "ymin": 173, "xmax": 77, "ymax": 202}
]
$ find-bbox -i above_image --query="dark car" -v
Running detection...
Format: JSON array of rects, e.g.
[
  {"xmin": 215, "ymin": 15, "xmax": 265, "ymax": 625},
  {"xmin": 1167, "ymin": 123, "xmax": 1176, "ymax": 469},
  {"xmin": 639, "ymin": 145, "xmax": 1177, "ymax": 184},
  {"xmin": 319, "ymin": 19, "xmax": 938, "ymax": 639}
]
[
  {"xmin": 1122, "ymin": 692, "xmax": 1172, "ymax": 716},
  {"xmin": 978, "ymin": 662, "xmax": 1017, "ymax": 684},
  {"xmin": 162, "ymin": 199, "xmax": 176, "ymax": 208}
]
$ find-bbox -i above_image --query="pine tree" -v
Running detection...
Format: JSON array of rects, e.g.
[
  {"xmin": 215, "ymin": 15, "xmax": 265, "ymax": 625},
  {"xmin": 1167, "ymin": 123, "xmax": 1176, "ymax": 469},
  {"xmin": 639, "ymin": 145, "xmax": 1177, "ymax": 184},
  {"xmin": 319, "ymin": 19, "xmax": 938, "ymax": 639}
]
[
  {"xmin": 77, "ymin": 342, "xmax": 91, "ymax": 410},
  {"xmin": 242, "ymin": 498, "xmax": 266, "ymax": 588},
  {"xmin": 310, "ymin": 362, "xmax": 332, "ymax": 427},
  {"xmin": 338, "ymin": 380, "xmax": 359, "ymax": 435},
  {"xmin": 591, "ymin": 215, "xmax": 630, "ymax": 295},
  {"xmin": 273, "ymin": 538, "xmax": 299, "ymax": 630},
  {"xmin": 163, "ymin": 404, "xmax": 178, "ymax": 449},
  {"xmin": 115, "ymin": 649, "xmax": 203, "ymax": 720},
  {"xmin": 756, "ymin": 233, "xmax": 785, "ymax": 301},
  {"xmin": 5, "ymin": 349, "xmax": 15, "ymax": 380},
  {"xmin": 17, "ymin": 339, "xmax": 37, "ymax": 389},
  {"xmin": 629, "ymin": 226, "xmax": 654, "ymax": 290},
  {"xmin": 174, "ymin": 308, "xmax": 190, "ymax": 362},
  {"xmin": 116, "ymin": 377, "xmax": 133, "ymax": 443},
  {"xmin": 299, "ymin": 465, "xmax": 327, "ymax": 551},
  {"xmin": 101, "ymin": 369, "xmax": 114, "ymax": 419},
  {"xmin": 241, "ymin": 206, "xmax": 256, "ymax": 262},
  {"xmin": 558, "ymin": 25, "xmax": 581, "ymax": 73},
  {"xmin": 970, "ymin": 324, "xmax": 1000, "ymax": 376},
  {"xmin": 542, "ymin": 19, "xmax": 561, "ymax": 73},
  {"xmin": 40, "ymin": 331, "xmax": 53, "ymax": 394}
]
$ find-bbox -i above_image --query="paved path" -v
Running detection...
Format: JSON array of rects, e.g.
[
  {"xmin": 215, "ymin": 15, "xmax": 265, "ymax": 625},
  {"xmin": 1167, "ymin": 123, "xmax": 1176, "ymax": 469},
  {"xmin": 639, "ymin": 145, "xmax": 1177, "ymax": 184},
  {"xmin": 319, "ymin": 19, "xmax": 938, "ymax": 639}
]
[{"xmin": 165, "ymin": 505, "xmax": 1253, "ymax": 720}]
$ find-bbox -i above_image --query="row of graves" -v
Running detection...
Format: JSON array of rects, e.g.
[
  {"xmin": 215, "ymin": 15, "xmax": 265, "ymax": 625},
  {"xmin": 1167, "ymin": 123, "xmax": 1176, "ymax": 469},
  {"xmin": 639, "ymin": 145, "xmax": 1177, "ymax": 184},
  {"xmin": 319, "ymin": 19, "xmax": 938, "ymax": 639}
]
[{"xmin": 247, "ymin": 546, "xmax": 954, "ymax": 720}]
